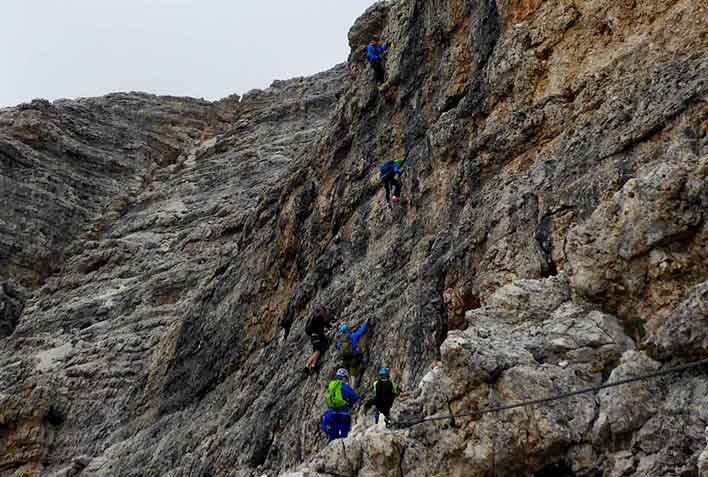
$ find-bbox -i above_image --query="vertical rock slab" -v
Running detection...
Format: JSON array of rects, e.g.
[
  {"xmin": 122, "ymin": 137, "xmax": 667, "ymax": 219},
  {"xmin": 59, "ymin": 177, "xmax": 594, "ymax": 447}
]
[
  {"xmin": 0, "ymin": 94, "xmax": 237, "ymax": 288},
  {"xmin": 0, "ymin": 282, "xmax": 24, "ymax": 337}
]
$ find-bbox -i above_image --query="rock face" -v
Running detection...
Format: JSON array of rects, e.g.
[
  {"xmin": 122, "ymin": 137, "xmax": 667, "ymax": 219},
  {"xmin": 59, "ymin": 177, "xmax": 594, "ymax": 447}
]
[
  {"xmin": 0, "ymin": 67, "xmax": 346, "ymax": 476},
  {"xmin": 700, "ymin": 426, "xmax": 708, "ymax": 477},
  {"xmin": 0, "ymin": 94, "xmax": 239, "ymax": 289},
  {"xmin": 0, "ymin": 282, "xmax": 25, "ymax": 338},
  {"xmin": 1, "ymin": 0, "xmax": 707, "ymax": 476}
]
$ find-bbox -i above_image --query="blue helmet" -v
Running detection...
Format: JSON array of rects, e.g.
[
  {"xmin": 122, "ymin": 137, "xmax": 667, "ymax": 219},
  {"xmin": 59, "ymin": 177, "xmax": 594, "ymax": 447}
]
[
  {"xmin": 336, "ymin": 368, "xmax": 349, "ymax": 380},
  {"xmin": 378, "ymin": 367, "xmax": 391, "ymax": 379},
  {"xmin": 339, "ymin": 324, "xmax": 351, "ymax": 334}
]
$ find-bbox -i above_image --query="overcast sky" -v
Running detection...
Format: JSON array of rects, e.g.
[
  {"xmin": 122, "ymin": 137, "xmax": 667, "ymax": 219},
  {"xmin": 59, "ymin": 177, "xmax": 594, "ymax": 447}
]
[{"xmin": 1, "ymin": 0, "xmax": 377, "ymax": 106}]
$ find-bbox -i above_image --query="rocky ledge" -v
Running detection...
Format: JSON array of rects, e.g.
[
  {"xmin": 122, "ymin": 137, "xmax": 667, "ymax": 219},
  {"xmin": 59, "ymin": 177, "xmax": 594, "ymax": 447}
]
[{"xmin": 1, "ymin": 0, "xmax": 707, "ymax": 476}]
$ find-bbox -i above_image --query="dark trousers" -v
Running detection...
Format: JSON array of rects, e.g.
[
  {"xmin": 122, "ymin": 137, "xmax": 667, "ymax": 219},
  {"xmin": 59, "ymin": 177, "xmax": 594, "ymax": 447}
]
[
  {"xmin": 341, "ymin": 353, "xmax": 364, "ymax": 387},
  {"xmin": 322, "ymin": 410, "xmax": 352, "ymax": 441},
  {"xmin": 383, "ymin": 178, "xmax": 401, "ymax": 203},
  {"xmin": 370, "ymin": 60, "xmax": 385, "ymax": 83}
]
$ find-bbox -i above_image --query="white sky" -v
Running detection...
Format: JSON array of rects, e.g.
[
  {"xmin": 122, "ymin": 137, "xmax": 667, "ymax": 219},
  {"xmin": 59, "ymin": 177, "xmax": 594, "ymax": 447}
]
[{"xmin": 0, "ymin": 1, "xmax": 378, "ymax": 106}]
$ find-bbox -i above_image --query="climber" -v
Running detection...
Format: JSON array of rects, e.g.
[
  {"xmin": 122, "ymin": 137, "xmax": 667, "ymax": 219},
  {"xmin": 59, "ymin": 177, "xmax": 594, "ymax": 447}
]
[
  {"xmin": 320, "ymin": 368, "xmax": 361, "ymax": 440},
  {"xmin": 304, "ymin": 306, "xmax": 335, "ymax": 372},
  {"xmin": 367, "ymin": 37, "xmax": 389, "ymax": 84},
  {"xmin": 365, "ymin": 367, "xmax": 399, "ymax": 426},
  {"xmin": 380, "ymin": 159, "xmax": 403, "ymax": 205},
  {"xmin": 336, "ymin": 319, "xmax": 372, "ymax": 384},
  {"xmin": 279, "ymin": 298, "xmax": 296, "ymax": 340}
]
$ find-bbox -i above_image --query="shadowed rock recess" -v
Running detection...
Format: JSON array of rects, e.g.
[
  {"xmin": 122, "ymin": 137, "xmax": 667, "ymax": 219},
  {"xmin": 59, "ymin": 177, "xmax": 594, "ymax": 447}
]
[{"xmin": 1, "ymin": 0, "xmax": 707, "ymax": 476}]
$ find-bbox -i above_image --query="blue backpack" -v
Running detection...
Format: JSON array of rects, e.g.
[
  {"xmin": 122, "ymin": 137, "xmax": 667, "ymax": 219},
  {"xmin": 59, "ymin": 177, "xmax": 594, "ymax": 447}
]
[{"xmin": 380, "ymin": 161, "xmax": 395, "ymax": 181}]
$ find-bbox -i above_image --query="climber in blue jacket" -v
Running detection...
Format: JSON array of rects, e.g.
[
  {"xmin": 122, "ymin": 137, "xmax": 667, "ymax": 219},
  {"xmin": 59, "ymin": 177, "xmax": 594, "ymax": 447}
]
[
  {"xmin": 336, "ymin": 319, "xmax": 372, "ymax": 385},
  {"xmin": 367, "ymin": 37, "xmax": 389, "ymax": 83}
]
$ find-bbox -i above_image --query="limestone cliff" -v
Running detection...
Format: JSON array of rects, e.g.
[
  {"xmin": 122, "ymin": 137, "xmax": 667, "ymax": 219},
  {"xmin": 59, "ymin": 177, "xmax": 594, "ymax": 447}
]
[{"xmin": 1, "ymin": 0, "xmax": 707, "ymax": 476}]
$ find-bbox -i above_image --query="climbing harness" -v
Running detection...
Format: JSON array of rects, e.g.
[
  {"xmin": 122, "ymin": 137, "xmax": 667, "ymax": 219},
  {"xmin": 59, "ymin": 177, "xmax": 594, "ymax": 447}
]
[{"xmin": 390, "ymin": 357, "xmax": 708, "ymax": 430}]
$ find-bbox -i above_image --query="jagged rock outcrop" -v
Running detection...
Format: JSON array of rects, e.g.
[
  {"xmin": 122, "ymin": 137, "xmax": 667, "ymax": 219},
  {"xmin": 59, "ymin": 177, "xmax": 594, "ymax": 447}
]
[
  {"xmin": 301, "ymin": 278, "xmax": 706, "ymax": 476},
  {"xmin": 1, "ymin": 0, "xmax": 707, "ymax": 476},
  {"xmin": 568, "ymin": 155, "xmax": 708, "ymax": 325}
]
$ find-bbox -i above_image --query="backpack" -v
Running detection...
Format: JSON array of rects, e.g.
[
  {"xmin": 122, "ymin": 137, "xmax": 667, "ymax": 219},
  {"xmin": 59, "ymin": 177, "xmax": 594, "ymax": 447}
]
[
  {"xmin": 380, "ymin": 161, "xmax": 395, "ymax": 181},
  {"xmin": 367, "ymin": 44, "xmax": 378, "ymax": 62},
  {"xmin": 338, "ymin": 336, "xmax": 356, "ymax": 359},
  {"xmin": 326, "ymin": 380, "xmax": 349, "ymax": 410}
]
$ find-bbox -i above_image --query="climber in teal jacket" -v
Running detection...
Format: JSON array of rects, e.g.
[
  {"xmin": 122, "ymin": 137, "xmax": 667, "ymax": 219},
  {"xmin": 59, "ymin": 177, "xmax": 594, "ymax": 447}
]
[{"xmin": 336, "ymin": 320, "xmax": 372, "ymax": 383}]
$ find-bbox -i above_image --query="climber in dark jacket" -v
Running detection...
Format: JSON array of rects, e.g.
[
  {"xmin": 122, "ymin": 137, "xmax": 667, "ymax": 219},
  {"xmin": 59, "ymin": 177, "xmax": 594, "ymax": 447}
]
[
  {"xmin": 305, "ymin": 306, "xmax": 335, "ymax": 371},
  {"xmin": 279, "ymin": 298, "xmax": 296, "ymax": 339},
  {"xmin": 367, "ymin": 37, "xmax": 389, "ymax": 83},
  {"xmin": 380, "ymin": 159, "xmax": 402, "ymax": 204},
  {"xmin": 365, "ymin": 367, "xmax": 399, "ymax": 426}
]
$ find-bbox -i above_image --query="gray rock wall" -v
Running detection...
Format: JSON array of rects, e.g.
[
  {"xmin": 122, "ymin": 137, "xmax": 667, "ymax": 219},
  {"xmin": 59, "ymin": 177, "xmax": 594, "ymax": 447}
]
[
  {"xmin": 0, "ymin": 94, "xmax": 239, "ymax": 290},
  {"xmin": 0, "ymin": 69, "xmax": 347, "ymax": 476},
  {"xmin": 0, "ymin": 282, "xmax": 24, "ymax": 338},
  {"xmin": 1, "ymin": 0, "xmax": 707, "ymax": 475}
]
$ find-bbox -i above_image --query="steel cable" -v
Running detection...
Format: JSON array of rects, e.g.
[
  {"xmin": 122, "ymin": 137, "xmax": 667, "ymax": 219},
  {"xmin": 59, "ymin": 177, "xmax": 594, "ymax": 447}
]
[{"xmin": 391, "ymin": 357, "xmax": 708, "ymax": 429}]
